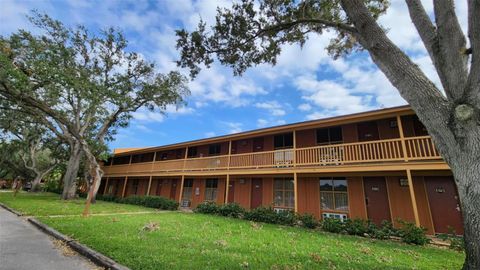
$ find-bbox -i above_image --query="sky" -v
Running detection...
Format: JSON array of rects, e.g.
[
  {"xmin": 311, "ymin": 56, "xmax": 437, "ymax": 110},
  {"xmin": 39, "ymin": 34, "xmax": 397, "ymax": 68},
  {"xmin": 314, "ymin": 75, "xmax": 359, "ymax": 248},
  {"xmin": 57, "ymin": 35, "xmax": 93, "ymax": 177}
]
[{"xmin": 0, "ymin": 0, "xmax": 468, "ymax": 151}]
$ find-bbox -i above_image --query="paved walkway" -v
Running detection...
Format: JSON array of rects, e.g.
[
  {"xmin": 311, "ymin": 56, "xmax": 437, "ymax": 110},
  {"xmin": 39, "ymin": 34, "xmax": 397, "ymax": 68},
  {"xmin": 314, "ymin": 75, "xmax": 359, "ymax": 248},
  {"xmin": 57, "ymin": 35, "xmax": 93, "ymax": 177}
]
[{"xmin": 0, "ymin": 208, "xmax": 96, "ymax": 270}]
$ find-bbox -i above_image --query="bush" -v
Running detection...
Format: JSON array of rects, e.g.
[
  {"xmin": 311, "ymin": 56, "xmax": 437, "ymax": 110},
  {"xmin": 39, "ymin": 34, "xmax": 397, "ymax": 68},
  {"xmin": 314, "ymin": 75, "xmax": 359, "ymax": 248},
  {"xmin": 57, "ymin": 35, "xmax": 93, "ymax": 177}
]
[
  {"xmin": 344, "ymin": 219, "xmax": 368, "ymax": 236},
  {"xmin": 244, "ymin": 207, "xmax": 297, "ymax": 226},
  {"xmin": 117, "ymin": 195, "xmax": 179, "ymax": 210},
  {"xmin": 437, "ymin": 227, "xmax": 464, "ymax": 251},
  {"xmin": 218, "ymin": 203, "xmax": 245, "ymax": 218},
  {"xmin": 275, "ymin": 209, "xmax": 297, "ymax": 226},
  {"xmin": 367, "ymin": 220, "xmax": 400, "ymax": 240},
  {"xmin": 96, "ymin": 194, "xmax": 116, "ymax": 202},
  {"xmin": 398, "ymin": 220, "xmax": 430, "ymax": 245},
  {"xmin": 321, "ymin": 218, "xmax": 344, "ymax": 234},
  {"xmin": 194, "ymin": 201, "xmax": 220, "ymax": 215},
  {"xmin": 297, "ymin": 213, "xmax": 319, "ymax": 229}
]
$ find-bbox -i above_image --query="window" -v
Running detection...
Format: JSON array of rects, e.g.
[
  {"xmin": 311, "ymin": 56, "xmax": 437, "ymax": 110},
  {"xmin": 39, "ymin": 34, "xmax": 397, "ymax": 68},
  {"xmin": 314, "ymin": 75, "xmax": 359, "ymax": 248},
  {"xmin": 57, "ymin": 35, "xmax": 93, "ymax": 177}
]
[
  {"xmin": 320, "ymin": 177, "xmax": 348, "ymax": 212},
  {"xmin": 112, "ymin": 155, "xmax": 131, "ymax": 165},
  {"xmin": 187, "ymin": 147, "xmax": 197, "ymax": 157},
  {"xmin": 316, "ymin": 126, "xmax": 343, "ymax": 145},
  {"xmin": 273, "ymin": 178, "xmax": 295, "ymax": 208},
  {"xmin": 208, "ymin": 144, "xmax": 221, "ymax": 155},
  {"xmin": 131, "ymin": 152, "xmax": 154, "ymax": 163},
  {"xmin": 182, "ymin": 179, "xmax": 194, "ymax": 201},
  {"xmin": 204, "ymin": 178, "xmax": 218, "ymax": 201},
  {"xmin": 274, "ymin": 133, "xmax": 293, "ymax": 149}
]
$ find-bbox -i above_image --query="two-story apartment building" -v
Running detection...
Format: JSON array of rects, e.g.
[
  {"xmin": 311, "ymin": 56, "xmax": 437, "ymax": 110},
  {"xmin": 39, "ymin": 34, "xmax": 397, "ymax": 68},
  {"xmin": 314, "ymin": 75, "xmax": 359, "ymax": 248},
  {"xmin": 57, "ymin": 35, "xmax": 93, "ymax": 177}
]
[{"xmin": 99, "ymin": 105, "xmax": 463, "ymax": 235}]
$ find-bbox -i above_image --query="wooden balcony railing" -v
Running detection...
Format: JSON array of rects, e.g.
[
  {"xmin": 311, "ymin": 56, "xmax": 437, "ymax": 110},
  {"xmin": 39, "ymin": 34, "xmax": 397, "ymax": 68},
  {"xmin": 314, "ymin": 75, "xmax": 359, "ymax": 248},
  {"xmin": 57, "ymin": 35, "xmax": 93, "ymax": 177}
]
[{"xmin": 102, "ymin": 136, "xmax": 442, "ymax": 175}]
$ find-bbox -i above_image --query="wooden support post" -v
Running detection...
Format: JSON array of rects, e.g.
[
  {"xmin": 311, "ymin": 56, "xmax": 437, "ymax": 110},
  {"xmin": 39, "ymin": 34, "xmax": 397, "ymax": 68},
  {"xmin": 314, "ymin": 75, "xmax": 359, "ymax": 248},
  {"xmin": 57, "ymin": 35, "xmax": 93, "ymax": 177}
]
[
  {"xmin": 406, "ymin": 169, "xmax": 420, "ymax": 226},
  {"xmin": 178, "ymin": 175, "xmax": 185, "ymax": 204},
  {"xmin": 396, "ymin": 115, "xmax": 409, "ymax": 161},
  {"xmin": 293, "ymin": 172, "xmax": 298, "ymax": 213},
  {"xmin": 183, "ymin": 147, "xmax": 188, "ymax": 171},
  {"xmin": 293, "ymin": 130, "xmax": 297, "ymax": 167},
  {"xmin": 225, "ymin": 174, "xmax": 230, "ymax": 204},
  {"xmin": 121, "ymin": 176, "xmax": 128, "ymax": 198},
  {"xmin": 103, "ymin": 177, "xmax": 109, "ymax": 195},
  {"xmin": 227, "ymin": 140, "xmax": 232, "ymax": 169},
  {"xmin": 146, "ymin": 176, "xmax": 153, "ymax": 196}
]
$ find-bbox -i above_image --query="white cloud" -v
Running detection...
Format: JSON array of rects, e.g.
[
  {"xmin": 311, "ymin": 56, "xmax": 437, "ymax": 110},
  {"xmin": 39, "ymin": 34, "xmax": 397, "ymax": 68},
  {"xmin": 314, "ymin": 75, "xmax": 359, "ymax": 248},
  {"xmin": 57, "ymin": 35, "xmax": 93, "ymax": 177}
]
[
  {"xmin": 294, "ymin": 75, "xmax": 375, "ymax": 117},
  {"xmin": 298, "ymin": 103, "xmax": 312, "ymax": 111},
  {"xmin": 255, "ymin": 101, "xmax": 286, "ymax": 116},
  {"xmin": 223, "ymin": 122, "xmax": 243, "ymax": 134},
  {"xmin": 257, "ymin": 119, "xmax": 268, "ymax": 127},
  {"xmin": 204, "ymin": 131, "xmax": 216, "ymax": 137}
]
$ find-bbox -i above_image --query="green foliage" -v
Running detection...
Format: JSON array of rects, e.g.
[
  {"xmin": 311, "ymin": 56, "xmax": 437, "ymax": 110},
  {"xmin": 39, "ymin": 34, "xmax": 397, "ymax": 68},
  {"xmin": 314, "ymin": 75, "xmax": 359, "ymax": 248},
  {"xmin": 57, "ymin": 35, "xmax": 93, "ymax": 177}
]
[
  {"xmin": 243, "ymin": 207, "xmax": 296, "ymax": 226},
  {"xmin": 321, "ymin": 217, "xmax": 344, "ymax": 233},
  {"xmin": 218, "ymin": 203, "xmax": 245, "ymax": 218},
  {"xmin": 96, "ymin": 194, "xmax": 117, "ymax": 202},
  {"xmin": 297, "ymin": 213, "xmax": 319, "ymax": 229},
  {"xmin": 397, "ymin": 220, "xmax": 430, "ymax": 245},
  {"xmin": 367, "ymin": 220, "xmax": 400, "ymax": 240},
  {"xmin": 194, "ymin": 201, "xmax": 220, "ymax": 215},
  {"xmin": 437, "ymin": 227, "xmax": 464, "ymax": 252},
  {"xmin": 1, "ymin": 12, "xmax": 189, "ymax": 191},
  {"xmin": 117, "ymin": 195, "xmax": 179, "ymax": 211},
  {"xmin": 176, "ymin": 0, "xmax": 389, "ymax": 77},
  {"xmin": 344, "ymin": 218, "xmax": 369, "ymax": 236}
]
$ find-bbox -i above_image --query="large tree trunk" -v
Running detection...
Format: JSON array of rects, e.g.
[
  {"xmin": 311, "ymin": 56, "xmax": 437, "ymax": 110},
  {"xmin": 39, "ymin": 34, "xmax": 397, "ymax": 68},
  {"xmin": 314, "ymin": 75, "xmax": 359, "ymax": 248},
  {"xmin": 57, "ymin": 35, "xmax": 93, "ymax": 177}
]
[
  {"xmin": 61, "ymin": 142, "xmax": 82, "ymax": 200},
  {"xmin": 30, "ymin": 176, "xmax": 42, "ymax": 192},
  {"xmin": 451, "ymin": 155, "xmax": 480, "ymax": 270},
  {"xmin": 339, "ymin": 1, "xmax": 480, "ymax": 268}
]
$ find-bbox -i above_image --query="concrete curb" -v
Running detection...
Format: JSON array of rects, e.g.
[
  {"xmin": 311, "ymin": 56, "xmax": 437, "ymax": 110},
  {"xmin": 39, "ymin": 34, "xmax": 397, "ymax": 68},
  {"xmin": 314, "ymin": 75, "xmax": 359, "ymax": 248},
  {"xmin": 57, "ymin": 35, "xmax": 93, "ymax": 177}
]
[
  {"xmin": 27, "ymin": 217, "xmax": 130, "ymax": 270},
  {"xmin": 0, "ymin": 202, "xmax": 24, "ymax": 216}
]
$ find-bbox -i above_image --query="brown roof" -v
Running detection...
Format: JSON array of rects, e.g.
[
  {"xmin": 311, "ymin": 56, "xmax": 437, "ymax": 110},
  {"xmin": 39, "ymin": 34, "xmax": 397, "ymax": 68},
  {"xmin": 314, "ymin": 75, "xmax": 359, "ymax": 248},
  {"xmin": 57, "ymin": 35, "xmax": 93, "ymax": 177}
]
[{"xmin": 114, "ymin": 105, "xmax": 413, "ymax": 156}]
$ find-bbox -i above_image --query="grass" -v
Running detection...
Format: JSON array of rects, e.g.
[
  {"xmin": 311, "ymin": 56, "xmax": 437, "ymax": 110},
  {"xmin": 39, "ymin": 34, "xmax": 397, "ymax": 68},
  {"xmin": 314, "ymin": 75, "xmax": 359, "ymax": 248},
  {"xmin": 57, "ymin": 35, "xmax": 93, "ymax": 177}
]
[
  {"xmin": 0, "ymin": 191, "xmax": 154, "ymax": 216},
  {"xmin": 1, "ymin": 192, "xmax": 465, "ymax": 269}
]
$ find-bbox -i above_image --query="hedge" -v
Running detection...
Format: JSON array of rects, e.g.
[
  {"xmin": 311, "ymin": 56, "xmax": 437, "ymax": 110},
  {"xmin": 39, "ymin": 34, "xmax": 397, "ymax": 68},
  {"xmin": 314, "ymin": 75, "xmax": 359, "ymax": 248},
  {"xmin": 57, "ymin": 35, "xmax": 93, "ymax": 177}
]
[{"xmin": 194, "ymin": 201, "xmax": 430, "ymax": 245}]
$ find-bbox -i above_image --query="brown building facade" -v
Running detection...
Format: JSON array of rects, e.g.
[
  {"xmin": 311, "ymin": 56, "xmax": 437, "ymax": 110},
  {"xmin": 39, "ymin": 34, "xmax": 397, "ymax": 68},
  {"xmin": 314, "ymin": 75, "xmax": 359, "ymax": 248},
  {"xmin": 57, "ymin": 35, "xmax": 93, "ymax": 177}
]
[{"xmin": 99, "ymin": 106, "xmax": 463, "ymax": 235}]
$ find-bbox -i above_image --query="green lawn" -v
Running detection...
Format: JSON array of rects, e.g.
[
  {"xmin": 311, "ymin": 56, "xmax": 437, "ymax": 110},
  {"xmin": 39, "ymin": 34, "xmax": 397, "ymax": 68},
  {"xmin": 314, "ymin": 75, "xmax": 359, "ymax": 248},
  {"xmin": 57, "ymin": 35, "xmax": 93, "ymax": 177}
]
[
  {"xmin": 1, "ymin": 192, "xmax": 465, "ymax": 269},
  {"xmin": 0, "ymin": 191, "xmax": 154, "ymax": 216}
]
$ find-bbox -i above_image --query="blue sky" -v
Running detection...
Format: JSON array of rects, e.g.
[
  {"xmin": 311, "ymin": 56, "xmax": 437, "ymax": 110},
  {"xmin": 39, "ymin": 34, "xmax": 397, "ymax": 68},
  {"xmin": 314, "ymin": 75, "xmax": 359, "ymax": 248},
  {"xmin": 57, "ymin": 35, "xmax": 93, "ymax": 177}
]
[{"xmin": 1, "ymin": 0, "xmax": 466, "ymax": 151}]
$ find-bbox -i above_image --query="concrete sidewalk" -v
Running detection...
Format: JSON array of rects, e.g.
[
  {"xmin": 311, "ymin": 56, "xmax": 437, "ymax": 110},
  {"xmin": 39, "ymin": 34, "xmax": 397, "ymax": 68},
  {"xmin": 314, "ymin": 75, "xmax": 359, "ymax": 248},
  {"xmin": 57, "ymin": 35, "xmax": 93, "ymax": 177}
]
[{"xmin": 0, "ymin": 207, "xmax": 96, "ymax": 270}]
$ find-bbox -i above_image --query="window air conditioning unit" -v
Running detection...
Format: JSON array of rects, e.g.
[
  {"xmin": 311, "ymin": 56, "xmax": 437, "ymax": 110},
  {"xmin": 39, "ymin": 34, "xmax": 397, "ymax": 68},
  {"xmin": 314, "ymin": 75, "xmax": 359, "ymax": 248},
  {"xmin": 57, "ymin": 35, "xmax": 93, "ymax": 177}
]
[
  {"xmin": 273, "ymin": 208, "xmax": 290, "ymax": 214},
  {"xmin": 322, "ymin": 212, "xmax": 348, "ymax": 222},
  {"xmin": 181, "ymin": 200, "xmax": 191, "ymax": 208}
]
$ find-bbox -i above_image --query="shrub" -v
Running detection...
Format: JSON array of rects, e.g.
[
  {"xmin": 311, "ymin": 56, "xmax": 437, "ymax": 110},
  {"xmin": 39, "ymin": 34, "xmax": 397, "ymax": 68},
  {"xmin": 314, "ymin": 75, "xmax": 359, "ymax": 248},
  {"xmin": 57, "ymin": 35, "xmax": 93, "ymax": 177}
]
[
  {"xmin": 275, "ymin": 209, "xmax": 298, "ymax": 226},
  {"xmin": 218, "ymin": 203, "xmax": 245, "ymax": 218},
  {"xmin": 368, "ymin": 220, "xmax": 400, "ymax": 240},
  {"xmin": 297, "ymin": 213, "xmax": 319, "ymax": 229},
  {"xmin": 117, "ymin": 195, "xmax": 179, "ymax": 210},
  {"xmin": 244, "ymin": 207, "xmax": 297, "ymax": 225},
  {"xmin": 321, "ymin": 218, "xmax": 344, "ymax": 234},
  {"xmin": 344, "ymin": 219, "xmax": 368, "ymax": 236},
  {"xmin": 97, "ymin": 194, "xmax": 116, "ymax": 202},
  {"xmin": 398, "ymin": 220, "xmax": 430, "ymax": 245},
  {"xmin": 437, "ymin": 227, "xmax": 464, "ymax": 251},
  {"xmin": 194, "ymin": 201, "xmax": 220, "ymax": 215}
]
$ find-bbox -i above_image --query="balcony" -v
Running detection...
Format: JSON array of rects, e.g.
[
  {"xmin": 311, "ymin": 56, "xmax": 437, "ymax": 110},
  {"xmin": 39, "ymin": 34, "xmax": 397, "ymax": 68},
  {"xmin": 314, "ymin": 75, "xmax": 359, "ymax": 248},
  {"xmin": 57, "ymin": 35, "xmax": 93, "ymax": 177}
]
[{"xmin": 103, "ymin": 136, "xmax": 442, "ymax": 175}]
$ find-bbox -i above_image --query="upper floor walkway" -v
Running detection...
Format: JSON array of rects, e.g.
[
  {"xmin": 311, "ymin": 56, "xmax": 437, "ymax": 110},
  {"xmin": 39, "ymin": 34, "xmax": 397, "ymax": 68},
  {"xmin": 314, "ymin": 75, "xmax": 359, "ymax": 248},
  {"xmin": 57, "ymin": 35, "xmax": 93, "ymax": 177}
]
[{"xmin": 103, "ymin": 135, "xmax": 446, "ymax": 177}]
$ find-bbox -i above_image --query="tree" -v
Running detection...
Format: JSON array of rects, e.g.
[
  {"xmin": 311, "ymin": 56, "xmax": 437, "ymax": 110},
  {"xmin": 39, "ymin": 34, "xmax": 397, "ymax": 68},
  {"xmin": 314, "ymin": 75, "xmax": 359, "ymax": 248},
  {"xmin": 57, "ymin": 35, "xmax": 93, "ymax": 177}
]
[
  {"xmin": 0, "ymin": 13, "xmax": 189, "ymax": 211},
  {"xmin": 175, "ymin": 1, "xmax": 480, "ymax": 268},
  {"xmin": 0, "ymin": 104, "xmax": 61, "ymax": 191}
]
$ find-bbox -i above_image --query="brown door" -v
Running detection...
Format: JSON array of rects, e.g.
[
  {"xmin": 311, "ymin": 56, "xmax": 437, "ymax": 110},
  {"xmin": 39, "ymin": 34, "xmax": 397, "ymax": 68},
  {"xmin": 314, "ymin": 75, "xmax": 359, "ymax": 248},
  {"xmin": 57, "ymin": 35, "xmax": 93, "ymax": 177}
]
[
  {"xmin": 251, "ymin": 178, "xmax": 263, "ymax": 209},
  {"xmin": 357, "ymin": 121, "xmax": 380, "ymax": 141},
  {"xmin": 424, "ymin": 176, "xmax": 463, "ymax": 234},
  {"xmin": 253, "ymin": 137, "xmax": 264, "ymax": 152},
  {"xmin": 170, "ymin": 179, "xmax": 177, "ymax": 200},
  {"xmin": 363, "ymin": 177, "xmax": 391, "ymax": 225},
  {"xmin": 228, "ymin": 181, "xmax": 235, "ymax": 203},
  {"xmin": 155, "ymin": 179, "xmax": 162, "ymax": 196}
]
